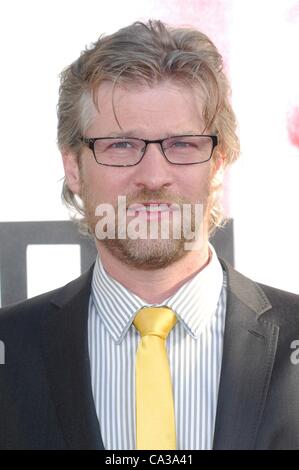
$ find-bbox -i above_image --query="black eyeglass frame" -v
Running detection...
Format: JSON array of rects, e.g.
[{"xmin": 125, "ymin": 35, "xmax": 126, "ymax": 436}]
[{"xmin": 80, "ymin": 135, "xmax": 218, "ymax": 167}]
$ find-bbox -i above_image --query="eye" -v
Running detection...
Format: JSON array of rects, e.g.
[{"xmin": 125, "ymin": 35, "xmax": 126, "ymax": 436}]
[
  {"xmin": 172, "ymin": 141, "xmax": 192, "ymax": 148},
  {"xmin": 110, "ymin": 140, "xmax": 133, "ymax": 149},
  {"xmin": 167, "ymin": 138, "xmax": 196, "ymax": 151}
]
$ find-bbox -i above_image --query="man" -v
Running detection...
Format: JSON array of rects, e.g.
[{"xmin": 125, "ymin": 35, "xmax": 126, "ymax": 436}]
[{"xmin": 0, "ymin": 20, "xmax": 299, "ymax": 450}]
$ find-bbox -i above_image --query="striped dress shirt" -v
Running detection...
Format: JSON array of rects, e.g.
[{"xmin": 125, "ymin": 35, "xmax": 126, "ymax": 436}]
[{"xmin": 88, "ymin": 244, "xmax": 227, "ymax": 450}]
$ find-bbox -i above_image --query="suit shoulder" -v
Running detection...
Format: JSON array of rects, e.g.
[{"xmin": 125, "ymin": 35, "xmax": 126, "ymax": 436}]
[
  {"xmin": 258, "ymin": 282, "xmax": 299, "ymax": 306},
  {"xmin": 257, "ymin": 282, "xmax": 299, "ymax": 325},
  {"xmin": 0, "ymin": 266, "xmax": 93, "ymax": 325},
  {"xmin": 0, "ymin": 288, "xmax": 59, "ymax": 322},
  {"xmin": 220, "ymin": 258, "xmax": 299, "ymax": 327}
]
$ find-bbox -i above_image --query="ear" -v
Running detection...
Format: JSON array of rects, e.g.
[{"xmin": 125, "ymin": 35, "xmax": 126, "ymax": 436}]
[{"xmin": 61, "ymin": 149, "xmax": 81, "ymax": 195}]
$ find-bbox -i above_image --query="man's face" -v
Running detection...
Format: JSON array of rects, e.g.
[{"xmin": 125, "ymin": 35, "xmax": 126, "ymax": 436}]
[{"xmin": 63, "ymin": 80, "xmax": 218, "ymax": 269}]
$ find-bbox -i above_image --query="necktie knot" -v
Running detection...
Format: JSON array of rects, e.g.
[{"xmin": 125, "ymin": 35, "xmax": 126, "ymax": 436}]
[{"xmin": 133, "ymin": 306, "xmax": 177, "ymax": 340}]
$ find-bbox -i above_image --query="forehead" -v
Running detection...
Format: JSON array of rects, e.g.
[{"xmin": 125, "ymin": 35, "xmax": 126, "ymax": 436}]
[{"xmin": 87, "ymin": 80, "xmax": 206, "ymax": 136}]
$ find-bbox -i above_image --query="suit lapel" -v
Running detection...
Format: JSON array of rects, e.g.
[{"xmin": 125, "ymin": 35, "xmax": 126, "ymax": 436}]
[
  {"xmin": 213, "ymin": 260, "xmax": 280, "ymax": 449},
  {"xmin": 41, "ymin": 267, "xmax": 104, "ymax": 449}
]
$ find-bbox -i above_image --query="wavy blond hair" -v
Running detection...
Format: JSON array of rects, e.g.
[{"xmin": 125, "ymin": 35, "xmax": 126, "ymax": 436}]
[{"xmin": 57, "ymin": 19, "xmax": 239, "ymax": 236}]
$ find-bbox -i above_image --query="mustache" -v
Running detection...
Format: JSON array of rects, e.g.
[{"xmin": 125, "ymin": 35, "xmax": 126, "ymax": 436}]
[{"xmin": 124, "ymin": 189, "xmax": 189, "ymax": 207}]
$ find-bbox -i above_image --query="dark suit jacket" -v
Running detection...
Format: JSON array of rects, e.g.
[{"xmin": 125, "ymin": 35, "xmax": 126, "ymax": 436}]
[{"xmin": 0, "ymin": 259, "xmax": 299, "ymax": 450}]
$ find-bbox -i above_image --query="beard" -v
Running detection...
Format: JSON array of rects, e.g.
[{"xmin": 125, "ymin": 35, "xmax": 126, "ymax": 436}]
[{"xmin": 81, "ymin": 185, "xmax": 211, "ymax": 270}]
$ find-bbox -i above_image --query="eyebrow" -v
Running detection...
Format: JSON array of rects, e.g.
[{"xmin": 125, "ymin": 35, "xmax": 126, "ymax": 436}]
[{"xmin": 106, "ymin": 130, "xmax": 199, "ymax": 138}]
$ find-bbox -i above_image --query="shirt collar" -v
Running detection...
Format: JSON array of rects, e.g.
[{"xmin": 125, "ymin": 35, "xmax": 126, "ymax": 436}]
[{"xmin": 91, "ymin": 243, "xmax": 224, "ymax": 344}]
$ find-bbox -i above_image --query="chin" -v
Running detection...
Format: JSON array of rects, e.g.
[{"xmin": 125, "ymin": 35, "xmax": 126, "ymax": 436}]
[{"xmin": 100, "ymin": 238, "xmax": 189, "ymax": 270}]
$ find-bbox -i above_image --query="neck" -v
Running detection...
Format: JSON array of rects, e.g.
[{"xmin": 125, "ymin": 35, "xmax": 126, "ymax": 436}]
[{"xmin": 95, "ymin": 242, "xmax": 211, "ymax": 304}]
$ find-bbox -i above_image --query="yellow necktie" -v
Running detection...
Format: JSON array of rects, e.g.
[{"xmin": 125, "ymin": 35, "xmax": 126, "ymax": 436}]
[{"xmin": 133, "ymin": 306, "xmax": 177, "ymax": 450}]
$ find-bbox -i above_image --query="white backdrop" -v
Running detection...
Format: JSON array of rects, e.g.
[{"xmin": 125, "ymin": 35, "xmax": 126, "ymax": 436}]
[{"xmin": 0, "ymin": 0, "xmax": 298, "ymax": 297}]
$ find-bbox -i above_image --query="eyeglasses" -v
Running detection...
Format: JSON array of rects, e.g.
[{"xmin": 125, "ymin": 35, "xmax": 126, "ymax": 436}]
[{"xmin": 80, "ymin": 135, "xmax": 218, "ymax": 167}]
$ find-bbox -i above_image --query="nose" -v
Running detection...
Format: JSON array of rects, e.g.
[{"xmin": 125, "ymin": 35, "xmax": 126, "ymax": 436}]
[{"xmin": 133, "ymin": 142, "xmax": 173, "ymax": 191}]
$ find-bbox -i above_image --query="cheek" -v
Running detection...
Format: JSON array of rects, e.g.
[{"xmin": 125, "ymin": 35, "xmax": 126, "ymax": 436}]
[
  {"xmin": 179, "ymin": 165, "xmax": 212, "ymax": 197},
  {"xmin": 82, "ymin": 164, "xmax": 130, "ymax": 203}
]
